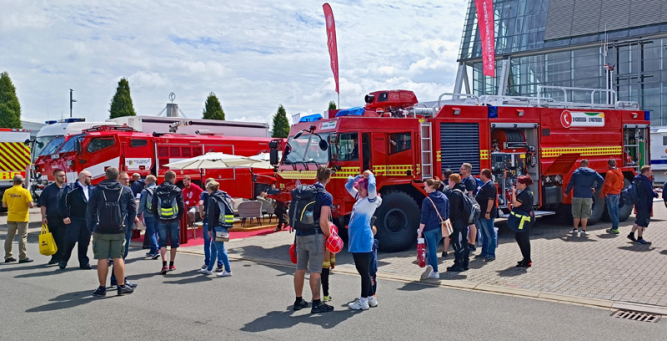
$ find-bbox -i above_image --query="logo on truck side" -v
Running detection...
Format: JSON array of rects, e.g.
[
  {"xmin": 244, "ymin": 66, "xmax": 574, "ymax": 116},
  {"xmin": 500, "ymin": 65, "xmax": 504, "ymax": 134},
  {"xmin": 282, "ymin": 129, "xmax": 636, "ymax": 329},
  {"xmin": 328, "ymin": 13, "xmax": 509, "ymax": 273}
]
[{"xmin": 560, "ymin": 110, "xmax": 605, "ymax": 128}]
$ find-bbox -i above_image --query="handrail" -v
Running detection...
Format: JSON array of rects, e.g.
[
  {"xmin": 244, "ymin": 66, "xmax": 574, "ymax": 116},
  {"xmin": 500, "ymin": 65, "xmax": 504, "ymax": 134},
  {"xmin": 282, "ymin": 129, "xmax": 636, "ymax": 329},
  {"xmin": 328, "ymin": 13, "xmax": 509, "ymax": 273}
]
[{"xmin": 437, "ymin": 93, "xmax": 480, "ymax": 108}]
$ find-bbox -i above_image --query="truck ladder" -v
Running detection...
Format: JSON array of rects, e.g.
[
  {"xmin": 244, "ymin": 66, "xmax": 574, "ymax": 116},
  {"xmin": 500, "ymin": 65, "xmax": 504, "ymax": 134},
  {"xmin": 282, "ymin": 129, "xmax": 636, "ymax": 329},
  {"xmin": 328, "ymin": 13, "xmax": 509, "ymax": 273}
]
[{"xmin": 420, "ymin": 122, "xmax": 433, "ymax": 180}]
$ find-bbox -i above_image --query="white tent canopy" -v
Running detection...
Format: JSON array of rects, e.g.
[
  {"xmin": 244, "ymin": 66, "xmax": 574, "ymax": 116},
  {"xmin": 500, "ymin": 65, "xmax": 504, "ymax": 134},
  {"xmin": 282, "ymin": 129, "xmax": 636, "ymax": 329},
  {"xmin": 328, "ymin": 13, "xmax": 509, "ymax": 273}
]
[{"xmin": 164, "ymin": 152, "xmax": 256, "ymax": 170}]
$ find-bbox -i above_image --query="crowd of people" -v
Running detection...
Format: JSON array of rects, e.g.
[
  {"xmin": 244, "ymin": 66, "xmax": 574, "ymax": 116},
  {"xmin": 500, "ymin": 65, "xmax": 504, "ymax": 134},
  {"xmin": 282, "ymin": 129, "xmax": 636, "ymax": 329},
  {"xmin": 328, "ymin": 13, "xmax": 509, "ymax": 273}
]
[{"xmin": 1, "ymin": 158, "xmax": 661, "ymax": 308}]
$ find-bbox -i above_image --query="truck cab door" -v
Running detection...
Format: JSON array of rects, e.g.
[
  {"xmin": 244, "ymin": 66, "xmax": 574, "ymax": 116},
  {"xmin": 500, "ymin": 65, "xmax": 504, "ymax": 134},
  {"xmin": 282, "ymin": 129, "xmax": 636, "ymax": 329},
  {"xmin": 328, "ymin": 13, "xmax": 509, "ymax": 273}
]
[{"xmin": 372, "ymin": 134, "xmax": 387, "ymax": 177}]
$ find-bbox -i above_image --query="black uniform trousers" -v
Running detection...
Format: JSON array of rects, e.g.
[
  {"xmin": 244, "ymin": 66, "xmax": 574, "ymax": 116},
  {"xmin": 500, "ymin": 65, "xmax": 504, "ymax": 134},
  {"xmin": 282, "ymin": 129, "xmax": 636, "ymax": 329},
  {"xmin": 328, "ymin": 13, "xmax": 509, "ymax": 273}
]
[
  {"xmin": 62, "ymin": 218, "xmax": 91, "ymax": 266},
  {"xmin": 451, "ymin": 224, "xmax": 470, "ymax": 269},
  {"xmin": 48, "ymin": 217, "xmax": 67, "ymax": 262}
]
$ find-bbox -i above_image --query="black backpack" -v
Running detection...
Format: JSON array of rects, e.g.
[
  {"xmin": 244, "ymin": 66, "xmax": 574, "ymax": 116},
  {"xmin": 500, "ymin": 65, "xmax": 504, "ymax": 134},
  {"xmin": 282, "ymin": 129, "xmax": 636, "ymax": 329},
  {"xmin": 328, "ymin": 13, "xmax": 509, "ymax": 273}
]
[
  {"xmin": 144, "ymin": 187, "xmax": 155, "ymax": 211},
  {"xmin": 454, "ymin": 189, "xmax": 481, "ymax": 225},
  {"xmin": 290, "ymin": 185, "xmax": 324, "ymax": 231},
  {"xmin": 96, "ymin": 188, "xmax": 126, "ymax": 234},
  {"xmin": 156, "ymin": 189, "xmax": 179, "ymax": 220},
  {"xmin": 213, "ymin": 192, "xmax": 234, "ymax": 228}
]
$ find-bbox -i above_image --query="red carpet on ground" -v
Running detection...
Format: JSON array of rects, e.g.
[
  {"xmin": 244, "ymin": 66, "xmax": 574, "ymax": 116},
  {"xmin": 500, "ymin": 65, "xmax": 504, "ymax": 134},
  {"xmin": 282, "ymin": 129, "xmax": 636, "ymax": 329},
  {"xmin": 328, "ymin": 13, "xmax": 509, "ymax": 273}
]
[{"xmin": 132, "ymin": 228, "xmax": 286, "ymax": 247}]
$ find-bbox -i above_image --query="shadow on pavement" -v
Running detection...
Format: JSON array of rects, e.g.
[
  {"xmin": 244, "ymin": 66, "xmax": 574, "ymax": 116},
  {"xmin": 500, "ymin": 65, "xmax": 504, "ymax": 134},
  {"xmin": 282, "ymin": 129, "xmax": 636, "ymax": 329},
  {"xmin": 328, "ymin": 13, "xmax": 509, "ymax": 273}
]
[
  {"xmin": 25, "ymin": 290, "xmax": 97, "ymax": 313},
  {"xmin": 618, "ymin": 245, "xmax": 656, "ymax": 252},
  {"xmin": 241, "ymin": 309, "xmax": 357, "ymax": 332},
  {"xmin": 496, "ymin": 267, "xmax": 528, "ymax": 277}
]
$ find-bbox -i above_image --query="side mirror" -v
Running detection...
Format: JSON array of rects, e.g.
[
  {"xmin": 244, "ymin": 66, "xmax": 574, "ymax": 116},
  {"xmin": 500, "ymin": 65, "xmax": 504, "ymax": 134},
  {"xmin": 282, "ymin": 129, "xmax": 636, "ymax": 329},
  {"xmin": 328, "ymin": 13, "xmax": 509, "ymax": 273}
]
[
  {"xmin": 24, "ymin": 139, "xmax": 32, "ymax": 146},
  {"xmin": 75, "ymin": 140, "xmax": 82, "ymax": 154},
  {"xmin": 319, "ymin": 139, "xmax": 329, "ymax": 151},
  {"xmin": 270, "ymin": 149, "xmax": 279, "ymax": 165}
]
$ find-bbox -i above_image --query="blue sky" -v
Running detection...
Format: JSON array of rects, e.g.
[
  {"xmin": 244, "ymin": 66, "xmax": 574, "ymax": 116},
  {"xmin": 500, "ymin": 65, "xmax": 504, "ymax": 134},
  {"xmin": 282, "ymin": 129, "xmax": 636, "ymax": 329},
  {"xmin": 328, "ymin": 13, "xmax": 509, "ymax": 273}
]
[{"xmin": 0, "ymin": 0, "xmax": 467, "ymax": 126}]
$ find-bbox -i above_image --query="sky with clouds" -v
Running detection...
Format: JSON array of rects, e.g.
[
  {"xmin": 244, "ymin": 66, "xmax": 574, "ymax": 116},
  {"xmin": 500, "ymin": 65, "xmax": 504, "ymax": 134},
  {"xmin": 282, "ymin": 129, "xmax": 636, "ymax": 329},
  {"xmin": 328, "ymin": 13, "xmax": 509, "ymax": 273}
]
[{"xmin": 1, "ymin": 0, "xmax": 468, "ymax": 127}]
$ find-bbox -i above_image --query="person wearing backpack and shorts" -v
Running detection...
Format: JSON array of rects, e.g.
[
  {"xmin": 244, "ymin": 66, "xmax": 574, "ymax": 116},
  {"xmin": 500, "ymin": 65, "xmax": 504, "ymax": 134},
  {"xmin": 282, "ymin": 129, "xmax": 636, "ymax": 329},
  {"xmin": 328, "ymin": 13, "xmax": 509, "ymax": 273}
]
[
  {"xmin": 137, "ymin": 175, "xmax": 160, "ymax": 259},
  {"xmin": 199, "ymin": 181, "xmax": 234, "ymax": 277},
  {"xmin": 86, "ymin": 167, "xmax": 137, "ymax": 296},
  {"xmin": 447, "ymin": 174, "xmax": 470, "ymax": 272},
  {"xmin": 291, "ymin": 166, "xmax": 334, "ymax": 314},
  {"xmin": 151, "ymin": 171, "xmax": 185, "ymax": 274},
  {"xmin": 628, "ymin": 166, "xmax": 658, "ymax": 245}
]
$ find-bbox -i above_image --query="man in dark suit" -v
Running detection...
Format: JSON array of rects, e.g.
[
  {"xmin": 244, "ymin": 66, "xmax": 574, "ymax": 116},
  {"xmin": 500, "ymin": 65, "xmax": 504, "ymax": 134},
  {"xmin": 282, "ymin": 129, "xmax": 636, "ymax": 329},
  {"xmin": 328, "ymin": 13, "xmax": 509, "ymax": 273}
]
[{"xmin": 59, "ymin": 171, "xmax": 93, "ymax": 270}]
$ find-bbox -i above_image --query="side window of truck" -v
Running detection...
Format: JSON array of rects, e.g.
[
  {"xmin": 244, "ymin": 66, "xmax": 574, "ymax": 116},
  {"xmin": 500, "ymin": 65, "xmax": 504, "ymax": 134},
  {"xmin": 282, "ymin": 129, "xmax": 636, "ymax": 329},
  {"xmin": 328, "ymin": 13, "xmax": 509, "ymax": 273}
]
[
  {"xmin": 335, "ymin": 133, "xmax": 359, "ymax": 161},
  {"xmin": 130, "ymin": 139, "xmax": 148, "ymax": 148},
  {"xmin": 389, "ymin": 132, "xmax": 411, "ymax": 154},
  {"xmin": 663, "ymin": 136, "xmax": 667, "ymax": 145},
  {"xmin": 87, "ymin": 137, "xmax": 115, "ymax": 153}
]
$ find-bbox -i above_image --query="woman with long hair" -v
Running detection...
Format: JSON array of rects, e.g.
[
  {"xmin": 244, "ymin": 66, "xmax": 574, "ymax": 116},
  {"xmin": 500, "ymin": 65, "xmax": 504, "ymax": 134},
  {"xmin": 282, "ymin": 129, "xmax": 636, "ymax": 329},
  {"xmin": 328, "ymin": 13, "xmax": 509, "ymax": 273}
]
[{"xmin": 418, "ymin": 177, "xmax": 449, "ymax": 279}]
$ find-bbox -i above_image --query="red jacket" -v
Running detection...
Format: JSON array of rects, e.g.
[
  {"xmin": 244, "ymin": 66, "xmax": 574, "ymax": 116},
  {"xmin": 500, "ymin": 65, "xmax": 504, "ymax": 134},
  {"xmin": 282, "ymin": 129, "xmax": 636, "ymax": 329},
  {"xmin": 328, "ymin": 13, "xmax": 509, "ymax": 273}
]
[
  {"xmin": 601, "ymin": 168, "xmax": 624, "ymax": 197},
  {"xmin": 182, "ymin": 184, "xmax": 203, "ymax": 208}
]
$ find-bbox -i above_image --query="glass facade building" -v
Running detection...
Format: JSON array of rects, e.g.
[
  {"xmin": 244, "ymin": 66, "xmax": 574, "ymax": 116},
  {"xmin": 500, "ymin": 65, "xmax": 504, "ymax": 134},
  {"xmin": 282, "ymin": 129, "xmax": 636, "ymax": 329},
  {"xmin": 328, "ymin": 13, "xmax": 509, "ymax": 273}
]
[{"xmin": 457, "ymin": 0, "xmax": 667, "ymax": 125}]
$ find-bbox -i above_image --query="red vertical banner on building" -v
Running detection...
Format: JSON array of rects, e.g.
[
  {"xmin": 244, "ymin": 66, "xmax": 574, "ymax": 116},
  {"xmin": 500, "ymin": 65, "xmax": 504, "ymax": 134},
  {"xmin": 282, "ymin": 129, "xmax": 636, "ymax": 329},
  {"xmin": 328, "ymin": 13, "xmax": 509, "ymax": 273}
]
[
  {"xmin": 323, "ymin": 3, "xmax": 339, "ymax": 93},
  {"xmin": 475, "ymin": 0, "xmax": 495, "ymax": 77}
]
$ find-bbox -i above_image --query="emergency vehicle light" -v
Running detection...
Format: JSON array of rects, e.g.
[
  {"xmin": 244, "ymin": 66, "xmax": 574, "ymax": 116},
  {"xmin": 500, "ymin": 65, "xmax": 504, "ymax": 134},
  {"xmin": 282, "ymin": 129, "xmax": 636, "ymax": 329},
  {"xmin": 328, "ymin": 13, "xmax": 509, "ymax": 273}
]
[
  {"xmin": 63, "ymin": 118, "xmax": 85, "ymax": 123},
  {"xmin": 335, "ymin": 107, "xmax": 365, "ymax": 117},
  {"xmin": 645, "ymin": 111, "xmax": 650, "ymax": 121},
  {"xmin": 45, "ymin": 120, "xmax": 58, "ymax": 125},
  {"xmin": 488, "ymin": 106, "xmax": 498, "ymax": 118},
  {"xmin": 299, "ymin": 114, "xmax": 323, "ymax": 122}
]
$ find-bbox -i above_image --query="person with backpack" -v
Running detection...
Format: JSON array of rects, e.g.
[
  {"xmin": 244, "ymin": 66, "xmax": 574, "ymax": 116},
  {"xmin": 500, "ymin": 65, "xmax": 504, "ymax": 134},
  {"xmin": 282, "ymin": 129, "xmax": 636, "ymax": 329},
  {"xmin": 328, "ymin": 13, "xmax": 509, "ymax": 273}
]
[
  {"xmin": 198, "ymin": 178, "xmax": 223, "ymax": 272},
  {"xmin": 58, "ymin": 171, "xmax": 93, "ymax": 270},
  {"xmin": 475, "ymin": 169, "xmax": 498, "ymax": 261},
  {"xmin": 199, "ymin": 181, "xmax": 234, "ymax": 277},
  {"xmin": 151, "ymin": 171, "xmax": 185, "ymax": 274},
  {"xmin": 291, "ymin": 166, "xmax": 334, "ymax": 314},
  {"xmin": 565, "ymin": 159, "xmax": 604, "ymax": 237},
  {"xmin": 418, "ymin": 177, "xmax": 449, "ymax": 279},
  {"xmin": 137, "ymin": 175, "xmax": 160, "ymax": 259},
  {"xmin": 601, "ymin": 159, "xmax": 625, "ymax": 234},
  {"xmin": 628, "ymin": 166, "xmax": 658, "ymax": 245},
  {"xmin": 345, "ymin": 170, "xmax": 382, "ymax": 310},
  {"xmin": 86, "ymin": 167, "xmax": 136, "ymax": 296},
  {"xmin": 110, "ymin": 171, "xmax": 140, "ymax": 288},
  {"xmin": 510, "ymin": 176, "xmax": 535, "ymax": 268},
  {"xmin": 447, "ymin": 174, "xmax": 470, "ymax": 272},
  {"xmin": 459, "ymin": 163, "xmax": 478, "ymax": 251}
]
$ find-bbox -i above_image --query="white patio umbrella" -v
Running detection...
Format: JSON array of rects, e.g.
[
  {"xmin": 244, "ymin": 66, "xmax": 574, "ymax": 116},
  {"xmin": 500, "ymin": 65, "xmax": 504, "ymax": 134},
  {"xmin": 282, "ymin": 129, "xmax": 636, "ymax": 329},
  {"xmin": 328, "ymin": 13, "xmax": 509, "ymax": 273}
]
[
  {"xmin": 164, "ymin": 152, "xmax": 256, "ymax": 170},
  {"xmin": 249, "ymin": 152, "xmax": 282, "ymax": 162}
]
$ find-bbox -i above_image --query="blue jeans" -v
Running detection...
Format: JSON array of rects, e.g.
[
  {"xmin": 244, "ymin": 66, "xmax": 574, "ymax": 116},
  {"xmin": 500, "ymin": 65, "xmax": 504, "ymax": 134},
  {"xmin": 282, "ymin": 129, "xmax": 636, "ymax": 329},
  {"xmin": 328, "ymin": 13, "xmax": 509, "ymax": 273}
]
[
  {"xmin": 203, "ymin": 222, "xmax": 222, "ymax": 267},
  {"xmin": 207, "ymin": 227, "xmax": 231, "ymax": 272},
  {"xmin": 477, "ymin": 218, "xmax": 497, "ymax": 258},
  {"xmin": 606, "ymin": 194, "xmax": 620, "ymax": 230},
  {"xmin": 423, "ymin": 228, "xmax": 442, "ymax": 272},
  {"xmin": 144, "ymin": 215, "xmax": 159, "ymax": 254},
  {"xmin": 158, "ymin": 221, "xmax": 180, "ymax": 248}
]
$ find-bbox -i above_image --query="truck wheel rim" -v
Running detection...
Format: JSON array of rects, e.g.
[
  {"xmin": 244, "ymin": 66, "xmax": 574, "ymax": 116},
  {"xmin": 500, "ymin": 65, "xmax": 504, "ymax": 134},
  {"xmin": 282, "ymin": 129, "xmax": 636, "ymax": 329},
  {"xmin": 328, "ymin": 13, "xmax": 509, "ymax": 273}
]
[{"xmin": 384, "ymin": 208, "xmax": 407, "ymax": 235}]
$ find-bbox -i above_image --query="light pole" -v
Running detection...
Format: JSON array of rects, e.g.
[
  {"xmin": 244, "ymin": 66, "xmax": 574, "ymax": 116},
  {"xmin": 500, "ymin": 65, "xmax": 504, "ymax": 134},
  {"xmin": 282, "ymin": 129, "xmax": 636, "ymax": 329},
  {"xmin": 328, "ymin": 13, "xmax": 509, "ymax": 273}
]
[{"xmin": 70, "ymin": 89, "xmax": 77, "ymax": 118}]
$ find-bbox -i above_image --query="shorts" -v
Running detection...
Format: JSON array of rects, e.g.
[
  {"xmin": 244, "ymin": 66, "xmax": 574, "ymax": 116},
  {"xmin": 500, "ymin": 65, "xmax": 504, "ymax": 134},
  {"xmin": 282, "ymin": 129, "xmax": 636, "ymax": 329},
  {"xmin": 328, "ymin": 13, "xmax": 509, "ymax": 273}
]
[
  {"xmin": 571, "ymin": 197, "xmax": 593, "ymax": 219},
  {"xmin": 158, "ymin": 221, "xmax": 180, "ymax": 248},
  {"xmin": 93, "ymin": 233, "xmax": 126, "ymax": 260},
  {"xmin": 635, "ymin": 209, "xmax": 651, "ymax": 228},
  {"xmin": 296, "ymin": 233, "xmax": 326, "ymax": 273}
]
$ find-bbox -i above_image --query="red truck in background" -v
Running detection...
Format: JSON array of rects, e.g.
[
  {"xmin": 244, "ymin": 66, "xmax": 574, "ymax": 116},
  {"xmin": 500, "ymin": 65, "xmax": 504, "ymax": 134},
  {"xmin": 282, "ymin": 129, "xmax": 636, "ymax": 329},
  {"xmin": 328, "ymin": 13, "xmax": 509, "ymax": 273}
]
[
  {"xmin": 33, "ymin": 125, "xmax": 279, "ymax": 199},
  {"xmin": 269, "ymin": 87, "xmax": 650, "ymax": 252}
]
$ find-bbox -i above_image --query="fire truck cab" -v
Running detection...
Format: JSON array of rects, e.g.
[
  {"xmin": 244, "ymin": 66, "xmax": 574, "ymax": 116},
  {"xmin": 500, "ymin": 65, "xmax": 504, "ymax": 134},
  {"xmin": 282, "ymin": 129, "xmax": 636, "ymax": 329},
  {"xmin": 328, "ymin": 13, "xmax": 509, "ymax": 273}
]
[{"xmin": 272, "ymin": 88, "xmax": 650, "ymax": 252}]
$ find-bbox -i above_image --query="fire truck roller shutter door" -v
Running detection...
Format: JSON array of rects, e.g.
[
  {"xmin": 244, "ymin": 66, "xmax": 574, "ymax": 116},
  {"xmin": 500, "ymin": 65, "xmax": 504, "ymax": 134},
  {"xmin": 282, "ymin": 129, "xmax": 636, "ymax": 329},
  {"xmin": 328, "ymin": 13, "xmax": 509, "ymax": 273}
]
[
  {"xmin": 374, "ymin": 190, "xmax": 420, "ymax": 252},
  {"xmin": 601, "ymin": 178, "xmax": 632, "ymax": 223}
]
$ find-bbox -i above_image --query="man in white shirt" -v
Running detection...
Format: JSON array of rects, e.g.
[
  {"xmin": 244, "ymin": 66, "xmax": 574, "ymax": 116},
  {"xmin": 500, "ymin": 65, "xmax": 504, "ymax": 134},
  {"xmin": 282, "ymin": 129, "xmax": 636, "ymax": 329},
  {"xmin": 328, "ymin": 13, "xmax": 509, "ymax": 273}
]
[{"xmin": 58, "ymin": 171, "xmax": 93, "ymax": 270}]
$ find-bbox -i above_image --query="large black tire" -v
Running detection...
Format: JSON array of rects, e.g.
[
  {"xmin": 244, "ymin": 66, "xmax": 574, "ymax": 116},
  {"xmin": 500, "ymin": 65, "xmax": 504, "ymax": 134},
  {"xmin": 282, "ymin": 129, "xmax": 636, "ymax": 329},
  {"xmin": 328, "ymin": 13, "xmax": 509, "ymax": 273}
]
[
  {"xmin": 602, "ymin": 179, "xmax": 633, "ymax": 222},
  {"xmin": 375, "ymin": 191, "xmax": 420, "ymax": 252},
  {"xmin": 587, "ymin": 186, "xmax": 605, "ymax": 225}
]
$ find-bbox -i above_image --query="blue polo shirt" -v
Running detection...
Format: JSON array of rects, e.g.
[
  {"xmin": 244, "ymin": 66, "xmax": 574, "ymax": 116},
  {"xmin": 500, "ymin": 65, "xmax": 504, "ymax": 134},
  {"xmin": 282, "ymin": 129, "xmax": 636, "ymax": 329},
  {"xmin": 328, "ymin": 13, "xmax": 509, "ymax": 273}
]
[{"xmin": 39, "ymin": 183, "xmax": 66, "ymax": 219}]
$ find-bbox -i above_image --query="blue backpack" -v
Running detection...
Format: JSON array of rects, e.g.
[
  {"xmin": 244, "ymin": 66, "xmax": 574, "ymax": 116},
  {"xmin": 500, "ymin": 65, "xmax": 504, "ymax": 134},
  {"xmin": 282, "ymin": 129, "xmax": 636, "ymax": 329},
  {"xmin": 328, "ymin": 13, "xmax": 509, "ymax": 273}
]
[{"xmin": 621, "ymin": 180, "xmax": 638, "ymax": 207}]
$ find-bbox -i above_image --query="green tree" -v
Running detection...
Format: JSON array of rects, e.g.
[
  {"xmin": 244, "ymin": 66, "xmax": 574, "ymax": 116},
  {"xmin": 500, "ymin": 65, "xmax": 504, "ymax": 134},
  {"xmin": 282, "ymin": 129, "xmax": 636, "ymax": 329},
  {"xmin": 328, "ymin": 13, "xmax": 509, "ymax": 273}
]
[
  {"xmin": 328, "ymin": 101, "xmax": 337, "ymax": 110},
  {"xmin": 109, "ymin": 78, "xmax": 136, "ymax": 119},
  {"xmin": 271, "ymin": 105, "xmax": 290, "ymax": 138},
  {"xmin": 0, "ymin": 72, "xmax": 22, "ymax": 129},
  {"xmin": 202, "ymin": 92, "xmax": 225, "ymax": 120}
]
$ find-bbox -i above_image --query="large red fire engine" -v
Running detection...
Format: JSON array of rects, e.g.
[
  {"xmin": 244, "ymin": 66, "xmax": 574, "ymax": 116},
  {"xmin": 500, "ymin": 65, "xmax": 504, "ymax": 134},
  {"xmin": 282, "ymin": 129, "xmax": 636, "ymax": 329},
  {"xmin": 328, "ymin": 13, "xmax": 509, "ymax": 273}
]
[
  {"xmin": 34, "ymin": 125, "xmax": 278, "ymax": 199},
  {"xmin": 270, "ymin": 87, "xmax": 650, "ymax": 251}
]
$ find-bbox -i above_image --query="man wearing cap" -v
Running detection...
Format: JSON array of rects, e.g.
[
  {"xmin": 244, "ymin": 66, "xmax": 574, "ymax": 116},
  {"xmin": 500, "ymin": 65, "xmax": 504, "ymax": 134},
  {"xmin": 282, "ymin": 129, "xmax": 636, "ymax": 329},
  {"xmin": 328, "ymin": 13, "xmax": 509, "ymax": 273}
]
[{"xmin": 3, "ymin": 175, "xmax": 34, "ymax": 263}]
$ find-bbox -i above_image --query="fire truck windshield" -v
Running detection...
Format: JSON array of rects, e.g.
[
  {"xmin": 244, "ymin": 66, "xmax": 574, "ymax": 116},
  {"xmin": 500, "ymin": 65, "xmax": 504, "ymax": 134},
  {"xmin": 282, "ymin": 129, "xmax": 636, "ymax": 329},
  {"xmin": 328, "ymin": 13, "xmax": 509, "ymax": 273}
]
[
  {"xmin": 38, "ymin": 136, "xmax": 65, "ymax": 156},
  {"xmin": 31, "ymin": 136, "xmax": 58, "ymax": 161},
  {"xmin": 283, "ymin": 133, "xmax": 330, "ymax": 165}
]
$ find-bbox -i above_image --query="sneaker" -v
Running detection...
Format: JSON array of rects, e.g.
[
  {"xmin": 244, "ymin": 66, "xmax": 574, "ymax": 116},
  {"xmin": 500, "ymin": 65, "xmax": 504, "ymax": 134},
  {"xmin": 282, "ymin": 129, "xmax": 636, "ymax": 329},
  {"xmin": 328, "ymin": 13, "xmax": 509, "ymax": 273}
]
[
  {"xmin": 201, "ymin": 264, "xmax": 208, "ymax": 270},
  {"xmin": 475, "ymin": 253, "xmax": 488, "ymax": 258},
  {"xmin": 58, "ymin": 261, "xmax": 67, "ymax": 269},
  {"xmin": 293, "ymin": 300, "xmax": 309, "ymax": 311},
  {"xmin": 367, "ymin": 296, "xmax": 378, "ymax": 307},
  {"xmin": 607, "ymin": 228, "xmax": 620, "ymax": 234},
  {"xmin": 468, "ymin": 244, "xmax": 477, "ymax": 252},
  {"xmin": 516, "ymin": 260, "xmax": 532, "ymax": 268},
  {"xmin": 152, "ymin": 253, "xmax": 160, "ymax": 260},
  {"xmin": 215, "ymin": 266, "xmax": 223, "ymax": 273},
  {"xmin": 199, "ymin": 268, "xmax": 212, "ymax": 275},
  {"xmin": 146, "ymin": 252, "xmax": 153, "ymax": 257},
  {"xmin": 5, "ymin": 257, "xmax": 16, "ymax": 263},
  {"xmin": 48, "ymin": 258, "xmax": 59, "ymax": 265},
  {"xmin": 19, "ymin": 258, "xmax": 34, "ymax": 264},
  {"xmin": 323, "ymin": 295, "xmax": 332, "ymax": 302},
  {"xmin": 627, "ymin": 234, "xmax": 637, "ymax": 242},
  {"xmin": 348, "ymin": 298, "xmax": 369, "ymax": 310},
  {"xmin": 117, "ymin": 285, "xmax": 134, "ymax": 296},
  {"xmin": 160, "ymin": 266, "xmax": 168, "ymax": 274},
  {"xmin": 441, "ymin": 251, "xmax": 448, "ymax": 258},
  {"xmin": 169, "ymin": 265, "xmax": 176, "ymax": 272},
  {"xmin": 485, "ymin": 256, "xmax": 496, "ymax": 262},
  {"xmin": 571, "ymin": 229, "xmax": 578, "ymax": 236},
  {"xmin": 446, "ymin": 265, "xmax": 465, "ymax": 272},
  {"xmin": 637, "ymin": 238, "xmax": 650, "ymax": 245},
  {"xmin": 420, "ymin": 265, "xmax": 433, "ymax": 280},
  {"xmin": 125, "ymin": 280, "xmax": 138, "ymax": 288},
  {"xmin": 581, "ymin": 230, "xmax": 588, "ymax": 236},
  {"xmin": 311, "ymin": 302, "xmax": 334, "ymax": 313},
  {"xmin": 79, "ymin": 263, "xmax": 92, "ymax": 270},
  {"xmin": 428, "ymin": 271, "xmax": 440, "ymax": 279},
  {"xmin": 217, "ymin": 270, "xmax": 232, "ymax": 277},
  {"xmin": 93, "ymin": 287, "xmax": 106, "ymax": 296}
]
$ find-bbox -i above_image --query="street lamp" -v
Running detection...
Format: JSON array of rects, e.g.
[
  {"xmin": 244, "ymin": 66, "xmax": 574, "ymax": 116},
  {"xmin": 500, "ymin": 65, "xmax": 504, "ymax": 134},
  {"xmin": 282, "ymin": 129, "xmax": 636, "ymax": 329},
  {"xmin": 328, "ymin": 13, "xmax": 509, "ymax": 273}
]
[{"xmin": 70, "ymin": 89, "xmax": 77, "ymax": 118}]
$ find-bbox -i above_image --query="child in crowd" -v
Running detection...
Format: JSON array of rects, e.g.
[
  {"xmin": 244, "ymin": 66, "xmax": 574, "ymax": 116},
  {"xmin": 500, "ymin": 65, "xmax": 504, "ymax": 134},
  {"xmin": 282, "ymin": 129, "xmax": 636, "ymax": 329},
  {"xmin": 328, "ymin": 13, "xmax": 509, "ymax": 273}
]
[{"xmin": 322, "ymin": 249, "xmax": 336, "ymax": 302}]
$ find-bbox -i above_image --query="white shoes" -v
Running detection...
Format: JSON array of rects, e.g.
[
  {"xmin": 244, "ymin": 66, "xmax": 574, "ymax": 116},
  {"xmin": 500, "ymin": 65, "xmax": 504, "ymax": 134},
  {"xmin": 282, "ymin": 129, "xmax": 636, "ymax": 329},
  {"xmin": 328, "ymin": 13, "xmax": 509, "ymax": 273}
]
[
  {"xmin": 421, "ymin": 265, "xmax": 433, "ymax": 280},
  {"xmin": 217, "ymin": 270, "xmax": 232, "ymax": 277},
  {"xmin": 428, "ymin": 271, "xmax": 440, "ymax": 279},
  {"xmin": 198, "ymin": 268, "xmax": 212, "ymax": 275},
  {"xmin": 348, "ymin": 298, "xmax": 370, "ymax": 310},
  {"xmin": 581, "ymin": 230, "xmax": 588, "ymax": 236},
  {"xmin": 367, "ymin": 296, "xmax": 378, "ymax": 307}
]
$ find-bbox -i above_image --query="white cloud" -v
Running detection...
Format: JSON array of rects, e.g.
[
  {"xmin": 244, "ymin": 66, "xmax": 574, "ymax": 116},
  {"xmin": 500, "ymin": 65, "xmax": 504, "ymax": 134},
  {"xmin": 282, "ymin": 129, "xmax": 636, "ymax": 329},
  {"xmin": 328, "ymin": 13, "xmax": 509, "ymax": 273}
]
[{"xmin": 0, "ymin": 0, "xmax": 467, "ymax": 126}]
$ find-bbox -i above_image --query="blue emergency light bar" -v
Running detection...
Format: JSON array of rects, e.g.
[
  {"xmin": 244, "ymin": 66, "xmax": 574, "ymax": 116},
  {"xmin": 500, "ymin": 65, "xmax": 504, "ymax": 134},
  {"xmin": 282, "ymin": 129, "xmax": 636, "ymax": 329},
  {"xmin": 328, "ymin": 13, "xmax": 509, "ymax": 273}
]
[
  {"xmin": 335, "ymin": 107, "xmax": 365, "ymax": 117},
  {"xmin": 63, "ymin": 118, "xmax": 85, "ymax": 123},
  {"xmin": 487, "ymin": 106, "xmax": 498, "ymax": 118},
  {"xmin": 45, "ymin": 120, "xmax": 58, "ymax": 125},
  {"xmin": 299, "ymin": 114, "xmax": 323, "ymax": 122},
  {"xmin": 645, "ymin": 111, "xmax": 650, "ymax": 121}
]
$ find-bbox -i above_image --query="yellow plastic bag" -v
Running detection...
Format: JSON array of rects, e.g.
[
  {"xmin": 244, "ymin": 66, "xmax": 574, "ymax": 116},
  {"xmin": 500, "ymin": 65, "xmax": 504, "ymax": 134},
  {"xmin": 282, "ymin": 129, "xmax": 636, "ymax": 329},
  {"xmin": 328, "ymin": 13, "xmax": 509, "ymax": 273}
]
[{"xmin": 39, "ymin": 224, "xmax": 58, "ymax": 256}]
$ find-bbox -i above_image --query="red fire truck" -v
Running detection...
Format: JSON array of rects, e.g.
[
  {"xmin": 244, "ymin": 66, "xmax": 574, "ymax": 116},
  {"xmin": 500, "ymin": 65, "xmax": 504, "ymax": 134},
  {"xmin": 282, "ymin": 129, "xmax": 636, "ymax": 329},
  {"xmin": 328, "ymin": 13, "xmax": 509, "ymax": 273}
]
[
  {"xmin": 270, "ymin": 87, "xmax": 650, "ymax": 251},
  {"xmin": 33, "ymin": 125, "xmax": 278, "ymax": 199}
]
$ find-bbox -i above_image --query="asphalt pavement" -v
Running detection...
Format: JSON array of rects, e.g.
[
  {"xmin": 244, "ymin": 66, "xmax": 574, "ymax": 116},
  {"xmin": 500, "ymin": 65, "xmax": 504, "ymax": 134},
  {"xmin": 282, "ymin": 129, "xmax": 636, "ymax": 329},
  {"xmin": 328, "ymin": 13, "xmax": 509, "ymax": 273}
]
[{"xmin": 2, "ymin": 230, "xmax": 667, "ymax": 341}]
